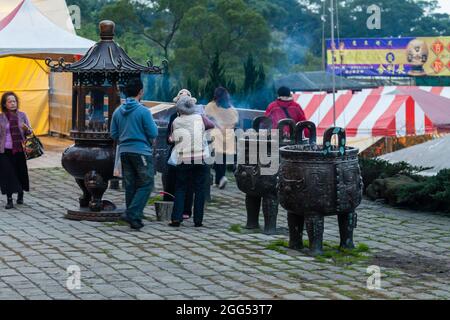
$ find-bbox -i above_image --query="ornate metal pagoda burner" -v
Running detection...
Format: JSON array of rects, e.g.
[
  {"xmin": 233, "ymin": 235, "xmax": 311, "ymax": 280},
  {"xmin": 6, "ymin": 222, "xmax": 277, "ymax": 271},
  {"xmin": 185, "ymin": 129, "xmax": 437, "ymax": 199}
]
[
  {"xmin": 234, "ymin": 116, "xmax": 295, "ymax": 234},
  {"xmin": 278, "ymin": 122, "xmax": 363, "ymax": 255},
  {"xmin": 46, "ymin": 20, "xmax": 164, "ymax": 221}
]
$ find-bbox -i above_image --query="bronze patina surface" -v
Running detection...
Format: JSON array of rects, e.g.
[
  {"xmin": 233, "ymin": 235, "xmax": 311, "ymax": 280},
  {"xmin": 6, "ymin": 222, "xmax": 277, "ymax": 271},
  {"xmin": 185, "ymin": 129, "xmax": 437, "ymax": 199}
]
[
  {"xmin": 47, "ymin": 20, "xmax": 164, "ymax": 221},
  {"xmin": 234, "ymin": 116, "xmax": 296, "ymax": 234},
  {"xmin": 278, "ymin": 122, "xmax": 363, "ymax": 255}
]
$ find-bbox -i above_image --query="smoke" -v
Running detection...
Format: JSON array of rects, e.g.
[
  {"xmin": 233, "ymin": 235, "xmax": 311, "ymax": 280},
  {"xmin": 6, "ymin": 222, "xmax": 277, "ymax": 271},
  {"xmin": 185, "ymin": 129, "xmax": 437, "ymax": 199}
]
[
  {"xmin": 225, "ymin": 30, "xmax": 319, "ymax": 114},
  {"xmin": 271, "ymin": 30, "xmax": 320, "ymax": 75},
  {"xmin": 281, "ymin": 35, "xmax": 311, "ymax": 65},
  {"xmin": 230, "ymin": 86, "xmax": 277, "ymax": 112}
]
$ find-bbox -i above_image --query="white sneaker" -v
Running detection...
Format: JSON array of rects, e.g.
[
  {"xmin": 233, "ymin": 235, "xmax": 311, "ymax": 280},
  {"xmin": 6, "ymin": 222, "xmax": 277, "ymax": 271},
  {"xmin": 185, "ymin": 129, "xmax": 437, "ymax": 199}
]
[{"xmin": 219, "ymin": 176, "xmax": 228, "ymax": 189}]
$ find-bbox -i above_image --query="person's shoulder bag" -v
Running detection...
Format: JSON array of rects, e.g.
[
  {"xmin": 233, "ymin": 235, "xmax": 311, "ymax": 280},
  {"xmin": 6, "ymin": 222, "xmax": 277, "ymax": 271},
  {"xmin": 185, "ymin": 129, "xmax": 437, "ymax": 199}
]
[{"xmin": 22, "ymin": 133, "xmax": 44, "ymax": 160}]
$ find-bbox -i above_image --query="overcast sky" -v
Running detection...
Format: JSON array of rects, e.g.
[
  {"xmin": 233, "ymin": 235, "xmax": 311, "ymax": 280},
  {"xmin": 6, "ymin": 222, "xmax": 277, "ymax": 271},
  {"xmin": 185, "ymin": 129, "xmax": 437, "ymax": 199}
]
[{"xmin": 433, "ymin": 0, "xmax": 450, "ymax": 14}]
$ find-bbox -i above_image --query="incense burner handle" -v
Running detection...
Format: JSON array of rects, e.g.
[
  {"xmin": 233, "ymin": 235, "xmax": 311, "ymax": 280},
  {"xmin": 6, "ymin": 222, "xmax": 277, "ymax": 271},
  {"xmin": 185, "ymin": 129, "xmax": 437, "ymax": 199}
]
[{"xmin": 323, "ymin": 127, "xmax": 346, "ymax": 156}]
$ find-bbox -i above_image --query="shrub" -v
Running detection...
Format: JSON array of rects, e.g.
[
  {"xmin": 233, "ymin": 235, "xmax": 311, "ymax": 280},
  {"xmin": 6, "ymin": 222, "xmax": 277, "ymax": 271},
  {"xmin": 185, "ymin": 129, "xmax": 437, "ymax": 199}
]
[
  {"xmin": 360, "ymin": 158, "xmax": 450, "ymax": 213},
  {"xmin": 358, "ymin": 158, "xmax": 430, "ymax": 192},
  {"xmin": 396, "ymin": 169, "xmax": 450, "ymax": 212}
]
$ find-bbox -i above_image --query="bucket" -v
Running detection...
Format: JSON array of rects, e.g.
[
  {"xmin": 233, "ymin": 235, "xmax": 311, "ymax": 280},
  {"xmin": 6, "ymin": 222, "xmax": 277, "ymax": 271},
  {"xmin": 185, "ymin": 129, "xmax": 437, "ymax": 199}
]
[{"xmin": 154, "ymin": 201, "xmax": 174, "ymax": 221}]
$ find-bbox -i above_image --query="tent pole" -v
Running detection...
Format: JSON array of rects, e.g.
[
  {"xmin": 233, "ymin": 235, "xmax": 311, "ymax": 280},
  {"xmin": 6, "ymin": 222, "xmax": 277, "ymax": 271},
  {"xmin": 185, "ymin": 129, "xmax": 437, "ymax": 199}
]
[
  {"xmin": 330, "ymin": 0, "xmax": 336, "ymax": 127},
  {"xmin": 321, "ymin": 0, "xmax": 326, "ymax": 71}
]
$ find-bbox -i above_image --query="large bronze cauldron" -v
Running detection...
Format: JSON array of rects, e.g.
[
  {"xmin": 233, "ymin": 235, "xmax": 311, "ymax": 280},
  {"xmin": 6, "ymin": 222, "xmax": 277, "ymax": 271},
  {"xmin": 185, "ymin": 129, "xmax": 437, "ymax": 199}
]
[
  {"xmin": 278, "ymin": 122, "xmax": 363, "ymax": 255},
  {"xmin": 234, "ymin": 117, "xmax": 295, "ymax": 234},
  {"xmin": 62, "ymin": 134, "xmax": 119, "ymax": 219}
]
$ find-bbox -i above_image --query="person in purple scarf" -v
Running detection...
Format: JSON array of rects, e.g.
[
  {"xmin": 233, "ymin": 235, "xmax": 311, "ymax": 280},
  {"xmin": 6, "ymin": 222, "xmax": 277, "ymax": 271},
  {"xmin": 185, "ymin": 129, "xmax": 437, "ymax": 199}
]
[{"xmin": 0, "ymin": 92, "xmax": 32, "ymax": 209}]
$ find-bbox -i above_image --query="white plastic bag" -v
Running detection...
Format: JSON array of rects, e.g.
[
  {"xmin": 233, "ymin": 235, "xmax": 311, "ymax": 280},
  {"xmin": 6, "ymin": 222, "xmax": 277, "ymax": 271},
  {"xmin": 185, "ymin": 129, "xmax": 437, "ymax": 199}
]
[
  {"xmin": 113, "ymin": 146, "xmax": 122, "ymax": 178},
  {"xmin": 167, "ymin": 148, "xmax": 179, "ymax": 166}
]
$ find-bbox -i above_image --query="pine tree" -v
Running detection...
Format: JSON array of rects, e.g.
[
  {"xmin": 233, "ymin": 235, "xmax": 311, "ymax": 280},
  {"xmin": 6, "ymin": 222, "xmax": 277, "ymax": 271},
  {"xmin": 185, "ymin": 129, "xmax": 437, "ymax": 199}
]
[
  {"xmin": 243, "ymin": 58, "xmax": 269, "ymax": 109},
  {"xmin": 186, "ymin": 77, "xmax": 199, "ymax": 99},
  {"xmin": 155, "ymin": 63, "xmax": 173, "ymax": 102},
  {"xmin": 142, "ymin": 74, "xmax": 156, "ymax": 101},
  {"xmin": 243, "ymin": 53, "xmax": 258, "ymax": 95},
  {"xmin": 227, "ymin": 78, "xmax": 237, "ymax": 96},
  {"xmin": 255, "ymin": 64, "xmax": 266, "ymax": 91},
  {"xmin": 204, "ymin": 51, "xmax": 227, "ymax": 101}
]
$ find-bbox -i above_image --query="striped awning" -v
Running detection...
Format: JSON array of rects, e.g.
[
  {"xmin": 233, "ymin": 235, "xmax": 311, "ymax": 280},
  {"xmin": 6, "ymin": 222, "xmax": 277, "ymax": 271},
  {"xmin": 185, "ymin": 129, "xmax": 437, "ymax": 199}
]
[{"xmin": 295, "ymin": 92, "xmax": 435, "ymax": 137}]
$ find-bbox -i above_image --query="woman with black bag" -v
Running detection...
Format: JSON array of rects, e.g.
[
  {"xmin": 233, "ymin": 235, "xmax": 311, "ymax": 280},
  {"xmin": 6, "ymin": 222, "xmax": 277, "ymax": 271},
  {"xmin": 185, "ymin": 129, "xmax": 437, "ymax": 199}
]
[{"xmin": 0, "ymin": 92, "xmax": 32, "ymax": 209}]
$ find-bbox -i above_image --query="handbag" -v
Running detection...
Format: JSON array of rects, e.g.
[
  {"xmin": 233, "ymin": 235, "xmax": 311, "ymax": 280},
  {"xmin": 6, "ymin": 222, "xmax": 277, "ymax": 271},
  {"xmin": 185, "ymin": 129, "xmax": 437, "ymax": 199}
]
[{"xmin": 22, "ymin": 133, "xmax": 44, "ymax": 160}]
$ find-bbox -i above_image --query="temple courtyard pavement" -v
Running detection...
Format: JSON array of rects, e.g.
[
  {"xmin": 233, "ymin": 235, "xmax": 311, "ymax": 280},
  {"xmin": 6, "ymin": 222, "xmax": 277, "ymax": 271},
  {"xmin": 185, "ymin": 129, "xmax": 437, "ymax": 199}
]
[{"xmin": 0, "ymin": 136, "xmax": 449, "ymax": 300}]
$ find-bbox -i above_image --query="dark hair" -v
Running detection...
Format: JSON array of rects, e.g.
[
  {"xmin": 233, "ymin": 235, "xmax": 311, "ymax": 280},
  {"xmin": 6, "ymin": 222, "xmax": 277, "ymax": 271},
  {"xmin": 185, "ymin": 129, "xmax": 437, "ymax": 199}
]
[
  {"xmin": 213, "ymin": 87, "xmax": 232, "ymax": 109},
  {"xmin": 277, "ymin": 86, "xmax": 291, "ymax": 97},
  {"xmin": 123, "ymin": 78, "xmax": 144, "ymax": 98},
  {"xmin": 1, "ymin": 92, "xmax": 19, "ymax": 113}
]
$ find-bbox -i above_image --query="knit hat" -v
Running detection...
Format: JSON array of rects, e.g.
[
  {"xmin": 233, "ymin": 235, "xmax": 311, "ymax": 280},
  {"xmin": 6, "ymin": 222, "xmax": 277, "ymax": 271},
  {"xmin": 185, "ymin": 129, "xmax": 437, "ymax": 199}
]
[
  {"xmin": 173, "ymin": 89, "xmax": 197, "ymax": 104},
  {"xmin": 176, "ymin": 95, "xmax": 197, "ymax": 115},
  {"xmin": 277, "ymin": 86, "xmax": 293, "ymax": 101}
]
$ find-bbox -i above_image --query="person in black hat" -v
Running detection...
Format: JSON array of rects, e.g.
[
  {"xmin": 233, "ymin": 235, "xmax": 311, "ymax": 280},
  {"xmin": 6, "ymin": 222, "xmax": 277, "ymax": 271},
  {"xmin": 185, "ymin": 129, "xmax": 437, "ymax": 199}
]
[{"xmin": 265, "ymin": 86, "xmax": 307, "ymax": 136}]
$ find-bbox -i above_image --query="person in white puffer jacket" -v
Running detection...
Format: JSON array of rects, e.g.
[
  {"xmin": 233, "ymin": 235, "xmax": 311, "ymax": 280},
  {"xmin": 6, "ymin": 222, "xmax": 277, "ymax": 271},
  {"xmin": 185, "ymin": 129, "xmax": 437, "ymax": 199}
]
[{"xmin": 168, "ymin": 95, "xmax": 214, "ymax": 228}]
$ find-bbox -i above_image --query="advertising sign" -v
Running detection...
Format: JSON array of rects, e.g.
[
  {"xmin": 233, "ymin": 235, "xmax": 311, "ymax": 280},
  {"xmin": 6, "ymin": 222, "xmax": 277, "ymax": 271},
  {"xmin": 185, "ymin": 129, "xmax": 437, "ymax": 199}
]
[{"xmin": 326, "ymin": 37, "xmax": 450, "ymax": 77}]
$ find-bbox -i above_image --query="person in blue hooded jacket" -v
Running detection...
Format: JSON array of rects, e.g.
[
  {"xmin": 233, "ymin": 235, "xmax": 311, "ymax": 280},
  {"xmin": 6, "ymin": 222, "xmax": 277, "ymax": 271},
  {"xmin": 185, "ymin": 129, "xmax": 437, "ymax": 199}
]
[{"xmin": 110, "ymin": 78, "xmax": 158, "ymax": 230}]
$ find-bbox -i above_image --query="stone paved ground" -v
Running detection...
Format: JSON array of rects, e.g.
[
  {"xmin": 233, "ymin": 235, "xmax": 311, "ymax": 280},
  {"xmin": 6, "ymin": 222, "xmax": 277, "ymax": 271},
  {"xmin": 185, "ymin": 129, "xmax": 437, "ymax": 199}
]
[{"xmin": 0, "ymin": 160, "xmax": 449, "ymax": 300}]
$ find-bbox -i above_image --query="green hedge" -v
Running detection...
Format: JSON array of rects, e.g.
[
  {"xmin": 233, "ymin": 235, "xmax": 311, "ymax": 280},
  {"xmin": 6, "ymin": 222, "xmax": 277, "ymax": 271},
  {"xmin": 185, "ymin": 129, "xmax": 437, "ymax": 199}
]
[
  {"xmin": 396, "ymin": 170, "xmax": 450, "ymax": 212},
  {"xmin": 359, "ymin": 158, "xmax": 450, "ymax": 213},
  {"xmin": 358, "ymin": 158, "xmax": 429, "ymax": 192}
]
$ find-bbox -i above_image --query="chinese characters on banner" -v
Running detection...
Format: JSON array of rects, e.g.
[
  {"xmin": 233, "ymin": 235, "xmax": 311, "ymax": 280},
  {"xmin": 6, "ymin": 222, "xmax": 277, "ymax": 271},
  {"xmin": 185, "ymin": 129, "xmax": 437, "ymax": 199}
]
[{"xmin": 326, "ymin": 37, "xmax": 450, "ymax": 77}]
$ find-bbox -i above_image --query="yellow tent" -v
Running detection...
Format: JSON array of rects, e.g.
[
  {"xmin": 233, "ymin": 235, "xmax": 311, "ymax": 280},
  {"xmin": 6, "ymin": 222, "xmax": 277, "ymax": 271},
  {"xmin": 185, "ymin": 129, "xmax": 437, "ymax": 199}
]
[
  {"xmin": 0, "ymin": 0, "xmax": 94, "ymax": 136},
  {"xmin": 0, "ymin": 56, "xmax": 49, "ymax": 135}
]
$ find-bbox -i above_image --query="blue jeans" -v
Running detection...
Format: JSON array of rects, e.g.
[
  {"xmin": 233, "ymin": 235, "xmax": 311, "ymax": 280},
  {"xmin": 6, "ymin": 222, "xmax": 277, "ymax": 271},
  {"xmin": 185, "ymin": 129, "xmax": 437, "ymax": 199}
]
[
  {"xmin": 171, "ymin": 164, "xmax": 207, "ymax": 225},
  {"xmin": 121, "ymin": 153, "xmax": 154, "ymax": 222}
]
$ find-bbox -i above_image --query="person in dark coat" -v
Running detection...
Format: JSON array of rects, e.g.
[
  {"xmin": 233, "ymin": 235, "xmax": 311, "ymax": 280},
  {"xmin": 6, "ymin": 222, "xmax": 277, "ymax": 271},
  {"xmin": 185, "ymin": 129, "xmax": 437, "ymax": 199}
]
[{"xmin": 0, "ymin": 92, "xmax": 32, "ymax": 209}]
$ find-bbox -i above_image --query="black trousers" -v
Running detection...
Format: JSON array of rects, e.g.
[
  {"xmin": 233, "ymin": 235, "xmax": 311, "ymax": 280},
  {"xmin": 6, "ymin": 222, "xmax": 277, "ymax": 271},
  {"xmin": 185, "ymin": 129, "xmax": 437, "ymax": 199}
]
[
  {"xmin": 171, "ymin": 164, "xmax": 207, "ymax": 225},
  {"xmin": 164, "ymin": 163, "xmax": 194, "ymax": 215},
  {"xmin": 0, "ymin": 150, "xmax": 29, "ymax": 196}
]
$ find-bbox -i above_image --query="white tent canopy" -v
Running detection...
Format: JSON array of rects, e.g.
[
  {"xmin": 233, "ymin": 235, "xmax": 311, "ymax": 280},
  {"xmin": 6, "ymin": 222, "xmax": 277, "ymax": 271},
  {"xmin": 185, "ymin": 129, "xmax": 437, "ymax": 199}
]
[
  {"xmin": 0, "ymin": 0, "xmax": 76, "ymax": 33},
  {"xmin": 0, "ymin": 0, "xmax": 94, "ymax": 57}
]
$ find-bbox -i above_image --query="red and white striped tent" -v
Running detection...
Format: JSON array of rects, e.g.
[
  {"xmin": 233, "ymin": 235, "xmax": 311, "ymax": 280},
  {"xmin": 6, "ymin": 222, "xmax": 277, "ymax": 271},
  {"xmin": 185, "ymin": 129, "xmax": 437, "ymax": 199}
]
[
  {"xmin": 294, "ymin": 86, "xmax": 450, "ymax": 99},
  {"xmin": 293, "ymin": 90, "xmax": 352, "ymax": 100},
  {"xmin": 295, "ymin": 92, "xmax": 435, "ymax": 137},
  {"xmin": 361, "ymin": 86, "xmax": 450, "ymax": 99}
]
